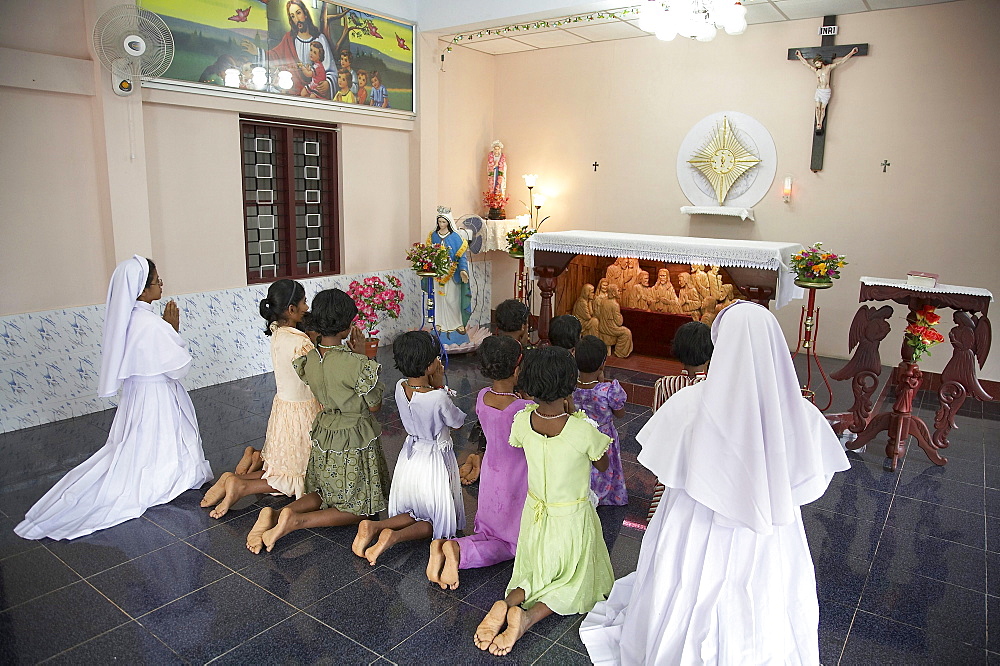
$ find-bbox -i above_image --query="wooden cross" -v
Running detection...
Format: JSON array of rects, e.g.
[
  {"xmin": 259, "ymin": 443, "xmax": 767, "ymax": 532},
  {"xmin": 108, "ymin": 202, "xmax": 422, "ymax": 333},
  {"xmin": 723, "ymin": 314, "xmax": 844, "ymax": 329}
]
[
  {"xmin": 788, "ymin": 15, "xmax": 869, "ymax": 172},
  {"xmin": 593, "ymin": 162, "xmax": 599, "ymax": 172},
  {"xmin": 881, "ymin": 160, "xmax": 890, "ymax": 172}
]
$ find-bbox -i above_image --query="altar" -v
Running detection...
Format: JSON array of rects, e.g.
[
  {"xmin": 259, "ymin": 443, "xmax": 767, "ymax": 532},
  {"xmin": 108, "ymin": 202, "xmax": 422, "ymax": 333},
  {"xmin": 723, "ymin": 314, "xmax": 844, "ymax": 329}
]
[{"xmin": 525, "ymin": 230, "xmax": 805, "ymax": 343}]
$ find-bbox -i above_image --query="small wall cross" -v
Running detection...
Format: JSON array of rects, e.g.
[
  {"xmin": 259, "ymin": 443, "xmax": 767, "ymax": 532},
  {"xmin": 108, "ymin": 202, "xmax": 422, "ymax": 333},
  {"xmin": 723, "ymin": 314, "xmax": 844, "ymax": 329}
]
[
  {"xmin": 593, "ymin": 162, "xmax": 599, "ymax": 172},
  {"xmin": 881, "ymin": 160, "xmax": 890, "ymax": 173}
]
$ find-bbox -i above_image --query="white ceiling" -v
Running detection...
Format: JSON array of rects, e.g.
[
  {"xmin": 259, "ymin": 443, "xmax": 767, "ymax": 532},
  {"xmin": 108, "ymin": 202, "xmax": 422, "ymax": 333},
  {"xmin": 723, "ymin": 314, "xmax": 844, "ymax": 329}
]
[{"xmin": 442, "ymin": 0, "xmax": 960, "ymax": 55}]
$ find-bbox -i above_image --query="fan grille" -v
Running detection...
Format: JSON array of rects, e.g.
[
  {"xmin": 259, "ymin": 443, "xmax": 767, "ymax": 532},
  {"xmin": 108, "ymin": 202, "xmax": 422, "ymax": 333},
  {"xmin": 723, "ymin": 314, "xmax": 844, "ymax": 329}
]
[{"xmin": 93, "ymin": 5, "xmax": 174, "ymax": 78}]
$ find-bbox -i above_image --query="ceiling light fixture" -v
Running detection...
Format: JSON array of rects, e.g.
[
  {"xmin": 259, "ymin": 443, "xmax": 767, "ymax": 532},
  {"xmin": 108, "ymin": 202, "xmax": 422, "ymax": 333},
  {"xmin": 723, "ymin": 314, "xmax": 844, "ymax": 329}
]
[{"xmin": 639, "ymin": 0, "xmax": 747, "ymax": 42}]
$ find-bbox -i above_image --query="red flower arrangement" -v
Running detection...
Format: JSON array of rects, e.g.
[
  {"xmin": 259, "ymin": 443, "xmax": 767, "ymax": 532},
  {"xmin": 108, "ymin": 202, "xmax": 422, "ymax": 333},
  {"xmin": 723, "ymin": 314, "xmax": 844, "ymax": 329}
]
[
  {"xmin": 904, "ymin": 305, "xmax": 945, "ymax": 363},
  {"xmin": 405, "ymin": 242, "xmax": 451, "ymax": 277},
  {"xmin": 347, "ymin": 275, "xmax": 404, "ymax": 338},
  {"xmin": 482, "ymin": 190, "xmax": 509, "ymax": 211}
]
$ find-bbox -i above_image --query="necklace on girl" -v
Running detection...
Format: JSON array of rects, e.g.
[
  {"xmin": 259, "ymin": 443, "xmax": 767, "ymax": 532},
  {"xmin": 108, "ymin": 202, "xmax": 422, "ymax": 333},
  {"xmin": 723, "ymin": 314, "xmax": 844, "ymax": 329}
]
[
  {"xmin": 577, "ymin": 379, "xmax": 600, "ymax": 386},
  {"xmin": 488, "ymin": 389, "xmax": 518, "ymax": 398},
  {"xmin": 534, "ymin": 410, "xmax": 567, "ymax": 420}
]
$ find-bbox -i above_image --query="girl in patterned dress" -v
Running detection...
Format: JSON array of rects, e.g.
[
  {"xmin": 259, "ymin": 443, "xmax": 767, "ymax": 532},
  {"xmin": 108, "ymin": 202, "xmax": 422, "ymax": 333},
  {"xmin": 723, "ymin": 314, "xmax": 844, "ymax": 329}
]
[
  {"xmin": 251, "ymin": 289, "xmax": 390, "ymax": 553},
  {"xmin": 201, "ymin": 280, "xmax": 322, "ymax": 525}
]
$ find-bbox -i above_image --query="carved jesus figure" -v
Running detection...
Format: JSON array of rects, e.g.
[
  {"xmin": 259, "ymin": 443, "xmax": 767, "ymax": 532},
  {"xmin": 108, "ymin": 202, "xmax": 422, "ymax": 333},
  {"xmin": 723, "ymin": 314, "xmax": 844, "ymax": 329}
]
[{"xmin": 795, "ymin": 47, "xmax": 859, "ymax": 132}]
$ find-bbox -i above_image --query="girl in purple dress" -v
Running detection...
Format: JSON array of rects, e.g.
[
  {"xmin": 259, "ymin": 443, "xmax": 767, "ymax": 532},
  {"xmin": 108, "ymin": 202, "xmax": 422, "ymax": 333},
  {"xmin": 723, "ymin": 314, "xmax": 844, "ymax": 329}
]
[
  {"xmin": 573, "ymin": 335, "xmax": 629, "ymax": 506},
  {"xmin": 427, "ymin": 335, "xmax": 532, "ymax": 590}
]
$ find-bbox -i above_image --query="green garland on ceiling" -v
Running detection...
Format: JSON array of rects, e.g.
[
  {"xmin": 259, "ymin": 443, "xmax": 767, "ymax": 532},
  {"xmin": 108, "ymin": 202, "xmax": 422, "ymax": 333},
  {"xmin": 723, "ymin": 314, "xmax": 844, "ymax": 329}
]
[{"xmin": 446, "ymin": 7, "xmax": 641, "ymax": 51}]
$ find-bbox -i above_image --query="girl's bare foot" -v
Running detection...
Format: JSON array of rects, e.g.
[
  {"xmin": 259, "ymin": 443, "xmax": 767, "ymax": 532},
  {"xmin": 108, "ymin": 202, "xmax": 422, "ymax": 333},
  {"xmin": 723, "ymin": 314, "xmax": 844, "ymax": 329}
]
[
  {"xmin": 474, "ymin": 601, "xmax": 508, "ymax": 651},
  {"xmin": 464, "ymin": 453, "xmax": 482, "ymax": 485},
  {"xmin": 489, "ymin": 606, "xmax": 531, "ymax": 656},
  {"xmin": 247, "ymin": 507, "xmax": 277, "ymax": 554},
  {"xmin": 352, "ymin": 520, "xmax": 378, "ymax": 558},
  {"xmin": 200, "ymin": 472, "xmax": 232, "ymax": 507},
  {"xmin": 458, "ymin": 459, "xmax": 474, "ymax": 484},
  {"xmin": 260, "ymin": 507, "xmax": 300, "ymax": 553},
  {"xmin": 364, "ymin": 528, "xmax": 395, "ymax": 566},
  {"xmin": 209, "ymin": 475, "xmax": 245, "ymax": 519},
  {"xmin": 248, "ymin": 449, "xmax": 264, "ymax": 474},
  {"xmin": 234, "ymin": 447, "xmax": 256, "ymax": 475},
  {"xmin": 440, "ymin": 540, "xmax": 461, "ymax": 590},
  {"xmin": 426, "ymin": 539, "xmax": 445, "ymax": 587}
]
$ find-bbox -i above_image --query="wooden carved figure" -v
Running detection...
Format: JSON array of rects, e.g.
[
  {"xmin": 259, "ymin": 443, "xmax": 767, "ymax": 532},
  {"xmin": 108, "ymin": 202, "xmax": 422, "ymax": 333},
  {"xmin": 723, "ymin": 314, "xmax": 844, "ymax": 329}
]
[
  {"xmin": 604, "ymin": 259, "xmax": 626, "ymax": 293},
  {"xmin": 829, "ymin": 305, "xmax": 894, "ymax": 433},
  {"xmin": 595, "ymin": 284, "xmax": 634, "ymax": 358},
  {"xmin": 625, "ymin": 270, "xmax": 651, "ymax": 310},
  {"xmin": 934, "ymin": 312, "xmax": 993, "ymax": 447},
  {"xmin": 622, "ymin": 258, "xmax": 642, "ymax": 293},
  {"xmin": 573, "ymin": 284, "xmax": 601, "ymax": 337},
  {"xmin": 678, "ymin": 272, "xmax": 703, "ymax": 320},
  {"xmin": 650, "ymin": 268, "xmax": 681, "ymax": 314},
  {"xmin": 689, "ymin": 264, "xmax": 712, "ymax": 302},
  {"xmin": 715, "ymin": 283, "xmax": 739, "ymax": 313},
  {"xmin": 700, "ymin": 298, "xmax": 719, "ymax": 325},
  {"xmin": 707, "ymin": 266, "xmax": 725, "ymax": 302}
]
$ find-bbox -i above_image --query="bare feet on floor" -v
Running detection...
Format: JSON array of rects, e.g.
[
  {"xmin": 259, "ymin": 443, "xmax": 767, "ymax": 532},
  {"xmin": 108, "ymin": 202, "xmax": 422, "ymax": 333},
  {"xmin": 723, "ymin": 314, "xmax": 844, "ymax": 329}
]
[
  {"xmin": 249, "ymin": 449, "xmax": 264, "ymax": 474},
  {"xmin": 234, "ymin": 447, "xmax": 256, "ymax": 475},
  {"xmin": 209, "ymin": 475, "xmax": 244, "ymax": 519},
  {"xmin": 200, "ymin": 472, "xmax": 232, "ymax": 507},
  {"xmin": 459, "ymin": 453, "xmax": 482, "ymax": 485},
  {"xmin": 426, "ymin": 539, "xmax": 445, "ymax": 586},
  {"xmin": 352, "ymin": 520, "xmax": 378, "ymax": 558},
  {"xmin": 364, "ymin": 528, "xmax": 395, "ymax": 566},
  {"xmin": 260, "ymin": 507, "xmax": 299, "ymax": 553},
  {"xmin": 439, "ymin": 540, "xmax": 460, "ymax": 590},
  {"xmin": 246, "ymin": 507, "xmax": 277, "ymax": 554},
  {"xmin": 490, "ymin": 606, "xmax": 531, "ymax": 656},
  {"xmin": 474, "ymin": 601, "xmax": 508, "ymax": 651}
]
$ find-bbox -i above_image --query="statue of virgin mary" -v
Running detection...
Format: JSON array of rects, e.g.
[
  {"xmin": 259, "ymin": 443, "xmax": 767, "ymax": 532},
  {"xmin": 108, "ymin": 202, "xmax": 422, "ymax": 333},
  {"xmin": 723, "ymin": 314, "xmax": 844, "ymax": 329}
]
[{"xmin": 427, "ymin": 206, "xmax": 473, "ymax": 345}]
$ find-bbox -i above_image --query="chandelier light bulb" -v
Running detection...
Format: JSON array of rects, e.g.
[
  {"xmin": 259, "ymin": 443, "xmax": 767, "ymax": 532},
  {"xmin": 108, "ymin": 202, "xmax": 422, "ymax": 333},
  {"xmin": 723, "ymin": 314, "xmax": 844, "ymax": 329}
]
[
  {"xmin": 637, "ymin": 1, "xmax": 664, "ymax": 32},
  {"xmin": 522, "ymin": 174, "xmax": 538, "ymax": 188}
]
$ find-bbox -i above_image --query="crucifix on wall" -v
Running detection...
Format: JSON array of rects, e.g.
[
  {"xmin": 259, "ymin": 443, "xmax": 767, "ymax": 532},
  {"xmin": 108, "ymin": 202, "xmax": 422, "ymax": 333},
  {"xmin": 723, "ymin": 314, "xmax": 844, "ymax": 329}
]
[{"xmin": 788, "ymin": 15, "xmax": 868, "ymax": 171}]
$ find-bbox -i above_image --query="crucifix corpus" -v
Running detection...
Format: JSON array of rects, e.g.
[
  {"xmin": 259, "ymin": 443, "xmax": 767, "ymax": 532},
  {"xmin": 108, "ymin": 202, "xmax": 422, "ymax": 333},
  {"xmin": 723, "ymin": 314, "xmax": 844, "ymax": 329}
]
[{"xmin": 788, "ymin": 15, "xmax": 868, "ymax": 171}]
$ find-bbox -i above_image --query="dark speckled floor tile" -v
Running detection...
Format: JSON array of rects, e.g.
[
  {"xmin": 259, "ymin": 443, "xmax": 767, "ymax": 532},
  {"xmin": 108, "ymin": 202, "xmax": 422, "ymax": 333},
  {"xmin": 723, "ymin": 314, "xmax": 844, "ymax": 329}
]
[
  {"xmin": 842, "ymin": 610, "xmax": 986, "ymax": 664},
  {"xmin": 885, "ymin": 495, "xmax": 985, "ymax": 550},
  {"xmin": 871, "ymin": 526, "xmax": 986, "ymax": 593},
  {"xmin": 819, "ymin": 600, "xmax": 855, "ymax": 640},
  {"xmin": 900, "ymin": 455, "xmax": 986, "ymax": 488},
  {"xmin": 534, "ymin": 642, "xmax": 590, "ymax": 664},
  {"xmin": 211, "ymin": 612, "xmax": 378, "ymax": 665},
  {"xmin": 838, "ymin": 456, "xmax": 903, "ymax": 494},
  {"xmin": 0, "ymin": 517, "xmax": 41, "ymax": 562},
  {"xmin": 813, "ymin": 552, "xmax": 872, "ymax": 607},
  {"xmin": 143, "ymin": 488, "xmax": 255, "ymax": 539},
  {"xmin": 386, "ymin": 600, "xmax": 552, "ymax": 665},
  {"xmin": 894, "ymin": 472, "xmax": 986, "ymax": 514},
  {"xmin": 304, "ymin": 566, "xmax": 459, "ymax": 654},
  {"xmin": 0, "ymin": 546, "xmax": 80, "ymax": 611},
  {"xmin": 43, "ymin": 516, "xmax": 177, "ymax": 578},
  {"xmin": 860, "ymin": 569, "xmax": 986, "ymax": 647},
  {"xmin": 803, "ymin": 507, "xmax": 881, "ymax": 563},
  {"xmin": 139, "ymin": 573, "xmax": 295, "ymax": 662},
  {"xmin": 183, "ymin": 510, "xmax": 312, "ymax": 571},
  {"xmin": 46, "ymin": 620, "xmax": 184, "ymax": 665},
  {"xmin": 0, "ymin": 581, "xmax": 130, "ymax": 664},
  {"xmin": 87, "ymin": 540, "xmax": 231, "ymax": 617},
  {"xmin": 239, "ymin": 535, "xmax": 373, "ymax": 608},
  {"xmin": 807, "ymin": 478, "xmax": 894, "ymax": 523}
]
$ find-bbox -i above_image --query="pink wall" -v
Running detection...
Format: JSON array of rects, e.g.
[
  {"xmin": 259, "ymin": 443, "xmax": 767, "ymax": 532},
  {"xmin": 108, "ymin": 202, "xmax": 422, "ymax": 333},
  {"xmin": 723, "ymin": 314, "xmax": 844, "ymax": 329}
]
[{"xmin": 437, "ymin": 0, "xmax": 1000, "ymax": 380}]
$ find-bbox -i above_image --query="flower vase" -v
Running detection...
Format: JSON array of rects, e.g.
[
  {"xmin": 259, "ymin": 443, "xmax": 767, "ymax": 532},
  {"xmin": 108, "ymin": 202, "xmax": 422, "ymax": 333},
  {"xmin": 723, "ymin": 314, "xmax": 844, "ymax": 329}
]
[
  {"xmin": 488, "ymin": 207, "xmax": 506, "ymax": 220},
  {"xmin": 794, "ymin": 277, "xmax": 833, "ymax": 289},
  {"xmin": 508, "ymin": 248, "xmax": 524, "ymax": 259},
  {"xmin": 364, "ymin": 337, "xmax": 379, "ymax": 359},
  {"xmin": 415, "ymin": 270, "xmax": 436, "ymax": 277}
]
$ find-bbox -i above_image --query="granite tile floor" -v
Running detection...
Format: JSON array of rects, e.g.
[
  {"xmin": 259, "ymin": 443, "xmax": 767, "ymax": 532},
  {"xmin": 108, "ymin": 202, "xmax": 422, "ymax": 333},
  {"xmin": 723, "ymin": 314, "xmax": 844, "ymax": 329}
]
[{"xmin": 0, "ymin": 348, "xmax": 997, "ymax": 664}]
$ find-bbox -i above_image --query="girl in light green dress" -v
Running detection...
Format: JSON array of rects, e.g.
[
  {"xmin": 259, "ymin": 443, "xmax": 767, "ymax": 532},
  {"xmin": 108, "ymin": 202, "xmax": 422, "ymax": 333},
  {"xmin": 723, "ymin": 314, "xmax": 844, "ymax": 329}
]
[
  {"xmin": 474, "ymin": 346, "xmax": 614, "ymax": 656},
  {"xmin": 250, "ymin": 289, "xmax": 390, "ymax": 553}
]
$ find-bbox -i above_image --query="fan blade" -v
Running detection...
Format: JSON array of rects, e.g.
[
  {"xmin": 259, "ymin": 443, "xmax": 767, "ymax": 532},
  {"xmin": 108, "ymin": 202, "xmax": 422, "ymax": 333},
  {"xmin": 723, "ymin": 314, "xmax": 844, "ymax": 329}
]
[{"xmin": 470, "ymin": 237, "xmax": 483, "ymax": 254}]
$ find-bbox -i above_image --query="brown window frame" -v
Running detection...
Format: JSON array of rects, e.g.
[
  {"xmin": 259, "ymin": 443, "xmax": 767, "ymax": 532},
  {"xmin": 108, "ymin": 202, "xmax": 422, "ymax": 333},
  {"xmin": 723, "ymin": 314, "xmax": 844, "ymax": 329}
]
[{"xmin": 239, "ymin": 115, "xmax": 342, "ymax": 284}]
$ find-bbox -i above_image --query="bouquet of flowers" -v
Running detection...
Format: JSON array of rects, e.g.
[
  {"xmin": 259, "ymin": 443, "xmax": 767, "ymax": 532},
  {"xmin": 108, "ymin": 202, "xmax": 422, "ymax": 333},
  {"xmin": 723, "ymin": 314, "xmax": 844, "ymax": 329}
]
[
  {"xmin": 904, "ymin": 305, "xmax": 945, "ymax": 363},
  {"xmin": 790, "ymin": 242, "xmax": 847, "ymax": 282},
  {"xmin": 506, "ymin": 225, "xmax": 536, "ymax": 255},
  {"xmin": 482, "ymin": 190, "xmax": 509, "ymax": 211},
  {"xmin": 405, "ymin": 241, "xmax": 451, "ymax": 277},
  {"xmin": 347, "ymin": 275, "xmax": 404, "ymax": 338}
]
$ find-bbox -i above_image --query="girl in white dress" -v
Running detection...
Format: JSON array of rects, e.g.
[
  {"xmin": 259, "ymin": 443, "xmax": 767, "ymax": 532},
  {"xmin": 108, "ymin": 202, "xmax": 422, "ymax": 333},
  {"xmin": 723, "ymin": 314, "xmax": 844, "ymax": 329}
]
[
  {"xmin": 352, "ymin": 331, "xmax": 466, "ymax": 565},
  {"xmin": 580, "ymin": 301, "xmax": 850, "ymax": 665},
  {"xmin": 15, "ymin": 256, "xmax": 212, "ymax": 541}
]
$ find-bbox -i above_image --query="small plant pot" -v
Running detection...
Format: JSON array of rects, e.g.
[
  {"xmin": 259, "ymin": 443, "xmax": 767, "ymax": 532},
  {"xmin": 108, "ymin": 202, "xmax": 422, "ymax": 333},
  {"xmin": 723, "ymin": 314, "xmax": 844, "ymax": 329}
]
[{"xmin": 364, "ymin": 338, "xmax": 379, "ymax": 359}]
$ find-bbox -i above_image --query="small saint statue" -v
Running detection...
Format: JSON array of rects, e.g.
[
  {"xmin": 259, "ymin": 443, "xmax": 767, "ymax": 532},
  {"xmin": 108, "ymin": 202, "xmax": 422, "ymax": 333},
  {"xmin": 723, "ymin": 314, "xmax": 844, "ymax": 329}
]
[
  {"xmin": 795, "ymin": 47, "xmax": 859, "ymax": 133},
  {"xmin": 486, "ymin": 140, "xmax": 507, "ymax": 199}
]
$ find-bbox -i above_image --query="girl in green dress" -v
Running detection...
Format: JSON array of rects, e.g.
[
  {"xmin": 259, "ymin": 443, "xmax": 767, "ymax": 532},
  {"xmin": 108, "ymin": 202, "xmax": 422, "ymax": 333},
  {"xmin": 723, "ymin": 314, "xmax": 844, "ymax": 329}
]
[
  {"xmin": 474, "ymin": 346, "xmax": 614, "ymax": 656},
  {"xmin": 252, "ymin": 289, "xmax": 390, "ymax": 552}
]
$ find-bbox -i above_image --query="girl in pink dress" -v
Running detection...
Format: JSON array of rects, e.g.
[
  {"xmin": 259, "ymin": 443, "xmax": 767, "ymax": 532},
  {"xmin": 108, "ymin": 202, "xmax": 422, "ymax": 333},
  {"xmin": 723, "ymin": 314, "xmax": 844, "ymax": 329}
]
[{"xmin": 427, "ymin": 335, "xmax": 532, "ymax": 589}]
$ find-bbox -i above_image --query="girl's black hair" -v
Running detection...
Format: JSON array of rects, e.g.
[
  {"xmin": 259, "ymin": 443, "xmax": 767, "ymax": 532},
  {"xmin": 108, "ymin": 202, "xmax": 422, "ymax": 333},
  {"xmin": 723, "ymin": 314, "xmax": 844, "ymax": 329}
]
[
  {"xmin": 478, "ymin": 334, "xmax": 522, "ymax": 381},
  {"xmin": 144, "ymin": 259, "xmax": 157, "ymax": 289},
  {"xmin": 496, "ymin": 299, "xmax": 529, "ymax": 333},
  {"xmin": 574, "ymin": 335, "xmax": 608, "ymax": 374},
  {"xmin": 259, "ymin": 279, "xmax": 306, "ymax": 336},
  {"xmin": 672, "ymin": 321, "xmax": 714, "ymax": 367},
  {"xmin": 548, "ymin": 315, "xmax": 582, "ymax": 350},
  {"xmin": 518, "ymin": 346, "xmax": 578, "ymax": 403},
  {"xmin": 393, "ymin": 330, "xmax": 440, "ymax": 378},
  {"xmin": 305, "ymin": 289, "xmax": 357, "ymax": 338}
]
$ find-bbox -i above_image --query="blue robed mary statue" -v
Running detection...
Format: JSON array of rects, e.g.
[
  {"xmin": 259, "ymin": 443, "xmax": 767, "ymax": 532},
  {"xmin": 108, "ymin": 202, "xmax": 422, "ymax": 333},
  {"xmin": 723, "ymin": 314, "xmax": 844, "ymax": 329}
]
[{"xmin": 427, "ymin": 207, "xmax": 472, "ymax": 346}]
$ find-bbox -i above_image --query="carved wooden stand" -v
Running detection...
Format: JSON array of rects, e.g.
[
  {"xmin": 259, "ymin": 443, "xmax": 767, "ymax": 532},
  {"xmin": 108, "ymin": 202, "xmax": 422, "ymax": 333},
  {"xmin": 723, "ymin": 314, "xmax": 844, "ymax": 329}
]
[
  {"xmin": 792, "ymin": 281, "xmax": 834, "ymax": 411},
  {"xmin": 829, "ymin": 280, "xmax": 993, "ymax": 472}
]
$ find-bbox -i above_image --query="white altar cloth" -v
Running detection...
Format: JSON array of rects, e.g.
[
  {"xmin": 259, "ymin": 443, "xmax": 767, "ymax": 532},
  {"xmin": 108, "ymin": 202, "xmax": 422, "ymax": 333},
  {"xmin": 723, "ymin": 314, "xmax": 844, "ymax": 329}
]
[
  {"xmin": 526, "ymin": 230, "xmax": 804, "ymax": 308},
  {"xmin": 860, "ymin": 277, "xmax": 994, "ymax": 301}
]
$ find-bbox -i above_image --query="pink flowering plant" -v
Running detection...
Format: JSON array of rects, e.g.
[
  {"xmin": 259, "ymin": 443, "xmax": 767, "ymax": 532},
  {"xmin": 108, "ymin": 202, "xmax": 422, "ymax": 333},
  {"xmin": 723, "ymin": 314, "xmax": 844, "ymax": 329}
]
[{"xmin": 347, "ymin": 275, "xmax": 404, "ymax": 338}]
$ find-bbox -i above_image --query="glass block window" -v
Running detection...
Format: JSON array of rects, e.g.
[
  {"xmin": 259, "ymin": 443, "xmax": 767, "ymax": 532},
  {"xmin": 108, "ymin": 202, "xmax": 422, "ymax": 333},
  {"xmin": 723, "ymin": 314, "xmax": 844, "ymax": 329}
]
[{"xmin": 240, "ymin": 117, "xmax": 340, "ymax": 282}]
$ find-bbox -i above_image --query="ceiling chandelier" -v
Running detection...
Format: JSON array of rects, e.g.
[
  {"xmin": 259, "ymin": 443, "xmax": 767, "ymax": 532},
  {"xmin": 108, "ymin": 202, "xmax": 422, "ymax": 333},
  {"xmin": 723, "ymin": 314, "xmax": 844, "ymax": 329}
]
[{"xmin": 637, "ymin": 0, "xmax": 748, "ymax": 42}]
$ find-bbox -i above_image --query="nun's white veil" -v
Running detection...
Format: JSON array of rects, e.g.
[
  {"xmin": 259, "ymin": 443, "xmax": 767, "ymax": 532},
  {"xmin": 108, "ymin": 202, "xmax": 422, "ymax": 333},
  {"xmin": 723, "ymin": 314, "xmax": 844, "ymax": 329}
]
[
  {"xmin": 637, "ymin": 301, "xmax": 849, "ymax": 534},
  {"xmin": 98, "ymin": 255, "xmax": 149, "ymax": 397}
]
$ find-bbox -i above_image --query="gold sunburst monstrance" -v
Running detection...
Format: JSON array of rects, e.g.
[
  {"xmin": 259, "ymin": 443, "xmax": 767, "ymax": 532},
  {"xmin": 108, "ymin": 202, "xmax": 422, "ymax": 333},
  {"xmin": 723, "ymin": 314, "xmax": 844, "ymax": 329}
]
[{"xmin": 687, "ymin": 117, "xmax": 761, "ymax": 205}]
